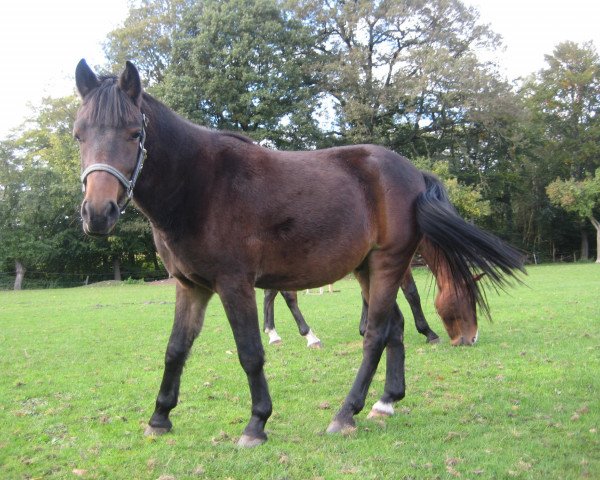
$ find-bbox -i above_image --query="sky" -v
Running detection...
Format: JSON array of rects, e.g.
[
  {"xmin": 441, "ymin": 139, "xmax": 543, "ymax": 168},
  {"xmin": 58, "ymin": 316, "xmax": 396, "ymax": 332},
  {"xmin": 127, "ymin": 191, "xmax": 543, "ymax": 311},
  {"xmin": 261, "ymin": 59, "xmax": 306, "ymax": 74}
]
[{"xmin": 1, "ymin": 0, "xmax": 600, "ymax": 140}]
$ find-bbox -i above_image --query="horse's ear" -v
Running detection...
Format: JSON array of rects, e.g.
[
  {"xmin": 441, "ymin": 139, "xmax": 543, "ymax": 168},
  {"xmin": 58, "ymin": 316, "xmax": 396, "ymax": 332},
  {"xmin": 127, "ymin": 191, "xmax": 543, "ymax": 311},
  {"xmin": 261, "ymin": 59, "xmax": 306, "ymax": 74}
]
[
  {"xmin": 118, "ymin": 61, "xmax": 143, "ymax": 106},
  {"xmin": 75, "ymin": 59, "xmax": 99, "ymax": 98}
]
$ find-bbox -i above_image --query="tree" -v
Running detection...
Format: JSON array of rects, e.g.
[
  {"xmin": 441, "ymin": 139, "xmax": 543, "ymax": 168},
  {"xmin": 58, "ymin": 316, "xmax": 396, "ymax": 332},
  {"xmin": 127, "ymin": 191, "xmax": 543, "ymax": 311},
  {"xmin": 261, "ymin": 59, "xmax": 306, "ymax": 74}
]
[
  {"xmin": 292, "ymin": 0, "xmax": 502, "ymax": 146},
  {"xmin": 520, "ymin": 41, "xmax": 600, "ymax": 259},
  {"xmin": 103, "ymin": 0, "xmax": 195, "ymax": 85},
  {"xmin": 0, "ymin": 97, "xmax": 81, "ymax": 289},
  {"xmin": 547, "ymin": 170, "xmax": 600, "ymax": 263},
  {"xmin": 154, "ymin": 0, "xmax": 323, "ymax": 149}
]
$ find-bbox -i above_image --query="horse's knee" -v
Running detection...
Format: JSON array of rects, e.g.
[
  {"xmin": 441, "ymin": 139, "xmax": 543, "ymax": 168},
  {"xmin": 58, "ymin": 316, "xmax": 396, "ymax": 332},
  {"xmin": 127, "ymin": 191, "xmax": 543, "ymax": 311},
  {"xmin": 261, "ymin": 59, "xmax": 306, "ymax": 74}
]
[
  {"xmin": 363, "ymin": 329, "xmax": 388, "ymax": 352},
  {"xmin": 237, "ymin": 347, "xmax": 265, "ymax": 376},
  {"xmin": 165, "ymin": 345, "xmax": 188, "ymax": 366}
]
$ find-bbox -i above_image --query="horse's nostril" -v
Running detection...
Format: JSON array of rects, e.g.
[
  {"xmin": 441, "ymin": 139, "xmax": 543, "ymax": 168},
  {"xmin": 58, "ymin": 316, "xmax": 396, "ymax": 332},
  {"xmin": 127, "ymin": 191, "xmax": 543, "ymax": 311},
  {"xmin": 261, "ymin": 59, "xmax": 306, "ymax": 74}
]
[
  {"xmin": 105, "ymin": 200, "xmax": 119, "ymax": 220},
  {"xmin": 81, "ymin": 200, "xmax": 90, "ymax": 222}
]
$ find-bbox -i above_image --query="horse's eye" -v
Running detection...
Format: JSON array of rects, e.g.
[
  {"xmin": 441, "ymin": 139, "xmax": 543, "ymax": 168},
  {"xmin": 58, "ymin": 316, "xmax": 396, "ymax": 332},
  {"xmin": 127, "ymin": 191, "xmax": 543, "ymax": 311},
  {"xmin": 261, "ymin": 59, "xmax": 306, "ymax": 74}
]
[
  {"xmin": 131, "ymin": 131, "xmax": 142, "ymax": 140},
  {"xmin": 74, "ymin": 134, "xmax": 82, "ymax": 143}
]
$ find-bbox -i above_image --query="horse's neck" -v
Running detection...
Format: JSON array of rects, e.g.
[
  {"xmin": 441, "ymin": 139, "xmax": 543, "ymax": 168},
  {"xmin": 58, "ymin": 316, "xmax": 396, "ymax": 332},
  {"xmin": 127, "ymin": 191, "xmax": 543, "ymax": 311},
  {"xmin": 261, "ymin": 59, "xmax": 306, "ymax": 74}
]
[{"xmin": 133, "ymin": 99, "xmax": 211, "ymax": 230}]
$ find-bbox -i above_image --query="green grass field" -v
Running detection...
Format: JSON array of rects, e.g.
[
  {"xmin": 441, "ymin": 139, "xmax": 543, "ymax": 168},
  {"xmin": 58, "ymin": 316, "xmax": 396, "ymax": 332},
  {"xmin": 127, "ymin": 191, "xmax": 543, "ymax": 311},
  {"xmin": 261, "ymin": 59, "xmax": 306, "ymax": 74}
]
[{"xmin": 1, "ymin": 264, "xmax": 599, "ymax": 479}]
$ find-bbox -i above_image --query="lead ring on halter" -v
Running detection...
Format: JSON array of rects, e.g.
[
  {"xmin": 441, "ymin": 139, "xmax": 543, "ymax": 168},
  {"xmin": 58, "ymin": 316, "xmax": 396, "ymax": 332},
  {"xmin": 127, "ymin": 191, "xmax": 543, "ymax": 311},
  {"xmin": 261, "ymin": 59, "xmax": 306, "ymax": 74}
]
[{"xmin": 80, "ymin": 113, "xmax": 148, "ymax": 213}]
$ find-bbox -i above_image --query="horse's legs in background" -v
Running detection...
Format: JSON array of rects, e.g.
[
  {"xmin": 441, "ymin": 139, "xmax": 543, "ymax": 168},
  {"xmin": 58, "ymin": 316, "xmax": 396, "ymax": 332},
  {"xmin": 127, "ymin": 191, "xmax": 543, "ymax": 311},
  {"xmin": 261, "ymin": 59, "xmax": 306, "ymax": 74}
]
[
  {"xmin": 145, "ymin": 283, "xmax": 212, "ymax": 436},
  {"xmin": 280, "ymin": 290, "xmax": 322, "ymax": 348},
  {"xmin": 328, "ymin": 256, "xmax": 406, "ymax": 432},
  {"xmin": 219, "ymin": 279, "xmax": 272, "ymax": 447},
  {"xmin": 263, "ymin": 289, "xmax": 282, "ymax": 345},
  {"xmin": 401, "ymin": 270, "xmax": 440, "ymax": 344}
]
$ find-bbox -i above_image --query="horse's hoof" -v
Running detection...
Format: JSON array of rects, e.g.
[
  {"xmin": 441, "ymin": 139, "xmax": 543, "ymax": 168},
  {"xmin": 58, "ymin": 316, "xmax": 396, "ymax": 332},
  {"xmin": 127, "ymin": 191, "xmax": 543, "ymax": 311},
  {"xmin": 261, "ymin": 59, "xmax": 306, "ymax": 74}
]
[
  {"xmin": 269, "ymin": 339, "xmax": 282, "ymax": 346},
  {"xmin": 144, "ymin": 425, "xmax": 170, "ymax": 436},
  {"xmin": 326, "ymin": 419, "xmax": 356, "ymax": 435},
  {"xmin": 308, "ymin": 340, "xmax": 322, "ymax": 349},
  {"xmin": 427, "ymin": 336, "xmax": 440, "ymax": 344},
  {"xmin": 367, "ymin": 400, "xmax": 394, "ymax": 419},
  {"xmin": 237, "ymin": 434, "xmax": 267, "ymax": 447}
]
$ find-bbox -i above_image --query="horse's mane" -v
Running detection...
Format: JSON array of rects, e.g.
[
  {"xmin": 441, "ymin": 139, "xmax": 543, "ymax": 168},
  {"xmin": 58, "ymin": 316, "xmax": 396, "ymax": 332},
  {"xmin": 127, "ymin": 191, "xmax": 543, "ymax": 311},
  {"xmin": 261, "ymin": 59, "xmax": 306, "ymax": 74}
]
[
  {"xmin": 219, "ymin": 131, "xmax": 255, "ymax": 144},
  {"xmin": 84, "ymin": 77, "xmax": 257, "ymax": 148}
]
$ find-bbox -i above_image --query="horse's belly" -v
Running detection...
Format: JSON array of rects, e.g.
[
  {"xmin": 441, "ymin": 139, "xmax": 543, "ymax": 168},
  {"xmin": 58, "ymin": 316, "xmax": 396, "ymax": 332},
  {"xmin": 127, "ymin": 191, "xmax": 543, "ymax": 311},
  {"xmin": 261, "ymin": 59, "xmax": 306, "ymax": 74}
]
[{"xmin": 255, "ymin": 230, "xmax": 371, "ymax": 290}]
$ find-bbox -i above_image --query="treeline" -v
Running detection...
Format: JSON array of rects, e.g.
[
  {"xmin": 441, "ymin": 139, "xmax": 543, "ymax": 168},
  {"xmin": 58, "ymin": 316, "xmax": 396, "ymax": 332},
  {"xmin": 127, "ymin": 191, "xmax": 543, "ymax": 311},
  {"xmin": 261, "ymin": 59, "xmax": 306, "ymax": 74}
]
[{"xmin": 1, "ymin": 0, "xmax": 599, "ymax": 289}]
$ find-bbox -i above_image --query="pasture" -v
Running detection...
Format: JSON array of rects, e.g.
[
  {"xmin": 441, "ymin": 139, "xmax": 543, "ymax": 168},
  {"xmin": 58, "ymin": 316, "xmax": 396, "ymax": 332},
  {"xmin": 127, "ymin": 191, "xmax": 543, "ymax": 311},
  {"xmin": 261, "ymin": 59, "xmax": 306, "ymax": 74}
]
[{"xmin": 0, "ymin": 263, "xmax": 598, "ymax": 479}]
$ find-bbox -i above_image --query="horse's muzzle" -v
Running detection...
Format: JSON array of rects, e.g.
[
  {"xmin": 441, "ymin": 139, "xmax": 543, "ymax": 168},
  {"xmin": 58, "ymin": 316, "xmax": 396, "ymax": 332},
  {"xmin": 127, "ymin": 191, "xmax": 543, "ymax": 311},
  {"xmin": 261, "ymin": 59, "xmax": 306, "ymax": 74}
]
[
  {"xmin": 450, "ymin": 329, "xmax": 479, "ymax": 346},
  {"xmin": 81, "ymin": 199, "xmax": 120, "ymax": 236}
]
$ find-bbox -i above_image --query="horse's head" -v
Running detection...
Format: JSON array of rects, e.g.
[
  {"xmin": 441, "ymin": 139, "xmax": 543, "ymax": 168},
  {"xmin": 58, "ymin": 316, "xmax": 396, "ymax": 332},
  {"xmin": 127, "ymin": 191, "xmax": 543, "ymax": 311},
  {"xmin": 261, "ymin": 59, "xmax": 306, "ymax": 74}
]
[
  {"xmin": 74, "ymin": 59, "xmax": 146, "ymax": 236},
  {"xmin": 435, "ymin": 273, "xmax": 484, "ymax": 346}
]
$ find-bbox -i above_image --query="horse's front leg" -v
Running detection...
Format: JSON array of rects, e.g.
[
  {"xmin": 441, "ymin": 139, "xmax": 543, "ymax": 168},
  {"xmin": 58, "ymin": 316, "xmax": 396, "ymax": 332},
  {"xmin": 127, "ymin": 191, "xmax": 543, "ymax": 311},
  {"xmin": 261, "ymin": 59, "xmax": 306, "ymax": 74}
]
[
  {"xmin": 401, "ymin": 270, "xmax": 440, "ymax": 344},
  {"xmin": 219, "ymin": 280, "xmax": 272, "ymax": 447},
  {"xmin": 145, "ymin": 283, "xmax": 212, "ymax": 436},
  {"xmin": 280, "ymin": 290, "xmax": 321, "ymax": 348}
]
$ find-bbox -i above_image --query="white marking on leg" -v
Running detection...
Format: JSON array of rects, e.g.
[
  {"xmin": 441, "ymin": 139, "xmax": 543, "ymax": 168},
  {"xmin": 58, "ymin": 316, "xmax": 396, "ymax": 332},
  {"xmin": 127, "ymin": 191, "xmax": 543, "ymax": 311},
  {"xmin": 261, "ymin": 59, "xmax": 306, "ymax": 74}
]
[
  {"xmin": 304, "ymin": 329, "xmax": 321, "ymax": 348},
  {"xmin": 473, "ymin": 329, "xmax": 479, "ymax": 344},
  {"xmin": 265, "ymin": 329, "xmax": 282, "ymax": 344},
  {"xmin": 369, "ymin": 400, "xmax": 394, "ymax": 417}
]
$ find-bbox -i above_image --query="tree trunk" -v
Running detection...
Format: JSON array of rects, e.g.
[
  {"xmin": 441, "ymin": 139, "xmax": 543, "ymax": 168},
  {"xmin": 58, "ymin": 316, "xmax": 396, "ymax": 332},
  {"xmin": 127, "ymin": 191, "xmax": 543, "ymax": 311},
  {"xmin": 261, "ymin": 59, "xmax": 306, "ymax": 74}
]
[
  {"xmin": 113, "ymin": 258, "xmax": 122, "ymax": 281},
  {"xmin": 580, "ymin": 227, "xmax": 589, "ymax": 261},
  {"xmin": 590, "ymin": 216, "xmax": 600, "ymax": 264},
  {"xmin": 14, "ymin": 260, "xmax": 25, "ymax": 290}
]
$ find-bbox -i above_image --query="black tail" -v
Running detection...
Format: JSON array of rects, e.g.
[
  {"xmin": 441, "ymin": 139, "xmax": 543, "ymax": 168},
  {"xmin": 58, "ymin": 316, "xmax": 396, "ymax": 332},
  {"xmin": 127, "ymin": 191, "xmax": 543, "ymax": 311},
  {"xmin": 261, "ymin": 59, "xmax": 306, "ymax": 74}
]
[{"xmin": 415, "ymin": 171, "xmax": 525, "ymax": 318}]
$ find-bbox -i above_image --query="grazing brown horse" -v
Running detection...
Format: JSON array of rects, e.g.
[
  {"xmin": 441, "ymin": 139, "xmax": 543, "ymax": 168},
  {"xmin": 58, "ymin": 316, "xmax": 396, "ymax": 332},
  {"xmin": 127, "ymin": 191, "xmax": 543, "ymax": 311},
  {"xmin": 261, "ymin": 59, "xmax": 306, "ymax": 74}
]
[{"xmin": 74, "ymin": 60, "xmax": 524, "ymax": 447}]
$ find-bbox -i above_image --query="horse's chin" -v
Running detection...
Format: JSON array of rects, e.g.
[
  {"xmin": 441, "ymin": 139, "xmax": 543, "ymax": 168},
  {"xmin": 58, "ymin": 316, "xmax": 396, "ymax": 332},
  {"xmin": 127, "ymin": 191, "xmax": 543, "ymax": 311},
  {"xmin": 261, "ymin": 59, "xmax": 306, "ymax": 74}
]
[{"xmin": 83, "ymin": 222, "xmax": 115, "ymax": 237}]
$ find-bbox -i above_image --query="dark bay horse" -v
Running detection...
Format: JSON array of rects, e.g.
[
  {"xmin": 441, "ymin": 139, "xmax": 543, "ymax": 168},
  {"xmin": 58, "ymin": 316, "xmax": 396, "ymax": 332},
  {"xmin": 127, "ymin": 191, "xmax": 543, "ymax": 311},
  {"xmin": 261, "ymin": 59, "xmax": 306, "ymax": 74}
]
[
  {"xmin": 263, "ymin": 267, "xmax": 440, "ymax": 348},
  {"xmin": 74, "ymin": 60, "xmax": 524, "ymax": 446}
]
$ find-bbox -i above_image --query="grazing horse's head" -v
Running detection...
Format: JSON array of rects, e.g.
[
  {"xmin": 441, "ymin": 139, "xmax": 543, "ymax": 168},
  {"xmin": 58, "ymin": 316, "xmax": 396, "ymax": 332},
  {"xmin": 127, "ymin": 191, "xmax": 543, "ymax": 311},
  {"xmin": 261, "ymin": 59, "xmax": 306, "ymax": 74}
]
[
  {"xmin": 436, "ymin": 273, "xmax": 484, "ymax": 346},
  {"xmin": 74, "ymin": 59, "xmax": 146, "ymax": 236}
]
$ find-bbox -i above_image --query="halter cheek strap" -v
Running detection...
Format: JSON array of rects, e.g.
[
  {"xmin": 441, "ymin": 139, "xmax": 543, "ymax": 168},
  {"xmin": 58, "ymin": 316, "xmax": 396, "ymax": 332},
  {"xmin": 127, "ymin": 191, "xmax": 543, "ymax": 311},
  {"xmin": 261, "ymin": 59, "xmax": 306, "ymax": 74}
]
[{"xmin": 80, "ymin": 114, "xmax": 148, "ymax": 213}]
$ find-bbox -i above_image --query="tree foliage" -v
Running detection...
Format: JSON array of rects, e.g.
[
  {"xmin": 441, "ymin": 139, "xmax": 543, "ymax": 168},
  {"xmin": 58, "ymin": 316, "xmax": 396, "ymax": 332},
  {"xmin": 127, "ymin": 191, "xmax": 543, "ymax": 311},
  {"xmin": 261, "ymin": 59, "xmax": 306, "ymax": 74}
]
[
  {"xmin": 547, "ymin": 170, "xmax": 600, "ymax": 262},
  {"xmin": 153, "ymin": 0, "xmax": 323, "ymax": 148},
  {"xmin": 3, "ymin": 1, "xmax": 600, "ymax": 288}
]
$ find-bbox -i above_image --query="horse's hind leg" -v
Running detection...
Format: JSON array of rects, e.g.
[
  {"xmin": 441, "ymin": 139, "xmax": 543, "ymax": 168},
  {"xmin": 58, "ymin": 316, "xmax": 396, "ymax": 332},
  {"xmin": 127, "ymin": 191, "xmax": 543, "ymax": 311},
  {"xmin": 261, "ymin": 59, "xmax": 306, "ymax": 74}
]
[
  {"xmin": 328, "ymin": 260, "xmax": 403, "ymax": 433},
  {"xmin": 368, "ymin": 302, "xmax": 406, "ymax": 418},
  {"xmin": 145, "ymin": 283, "xmax": 212, "ymax": 436},
  {"xmin": 401, "ymin": 270, "xmax": 440, "ymax": 344},
  {"xmin": 280, "ymin": 290, "xmax": 321, "ymax": 348},
  {"xmin": 219, "ymin": 279, "xmax": 272, "ymax": 447},
  {"xmin": 263, "ymin": 289, "xmax": 282, "ymax": 345}
]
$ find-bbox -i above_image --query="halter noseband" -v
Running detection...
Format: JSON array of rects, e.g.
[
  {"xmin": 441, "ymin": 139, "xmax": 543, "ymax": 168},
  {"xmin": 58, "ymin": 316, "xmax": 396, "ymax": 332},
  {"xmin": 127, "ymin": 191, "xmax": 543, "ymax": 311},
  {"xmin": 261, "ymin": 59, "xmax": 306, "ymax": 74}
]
[{"xmin": 80, "ymin": 113, "xmax": 148, "ymax": 213}]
